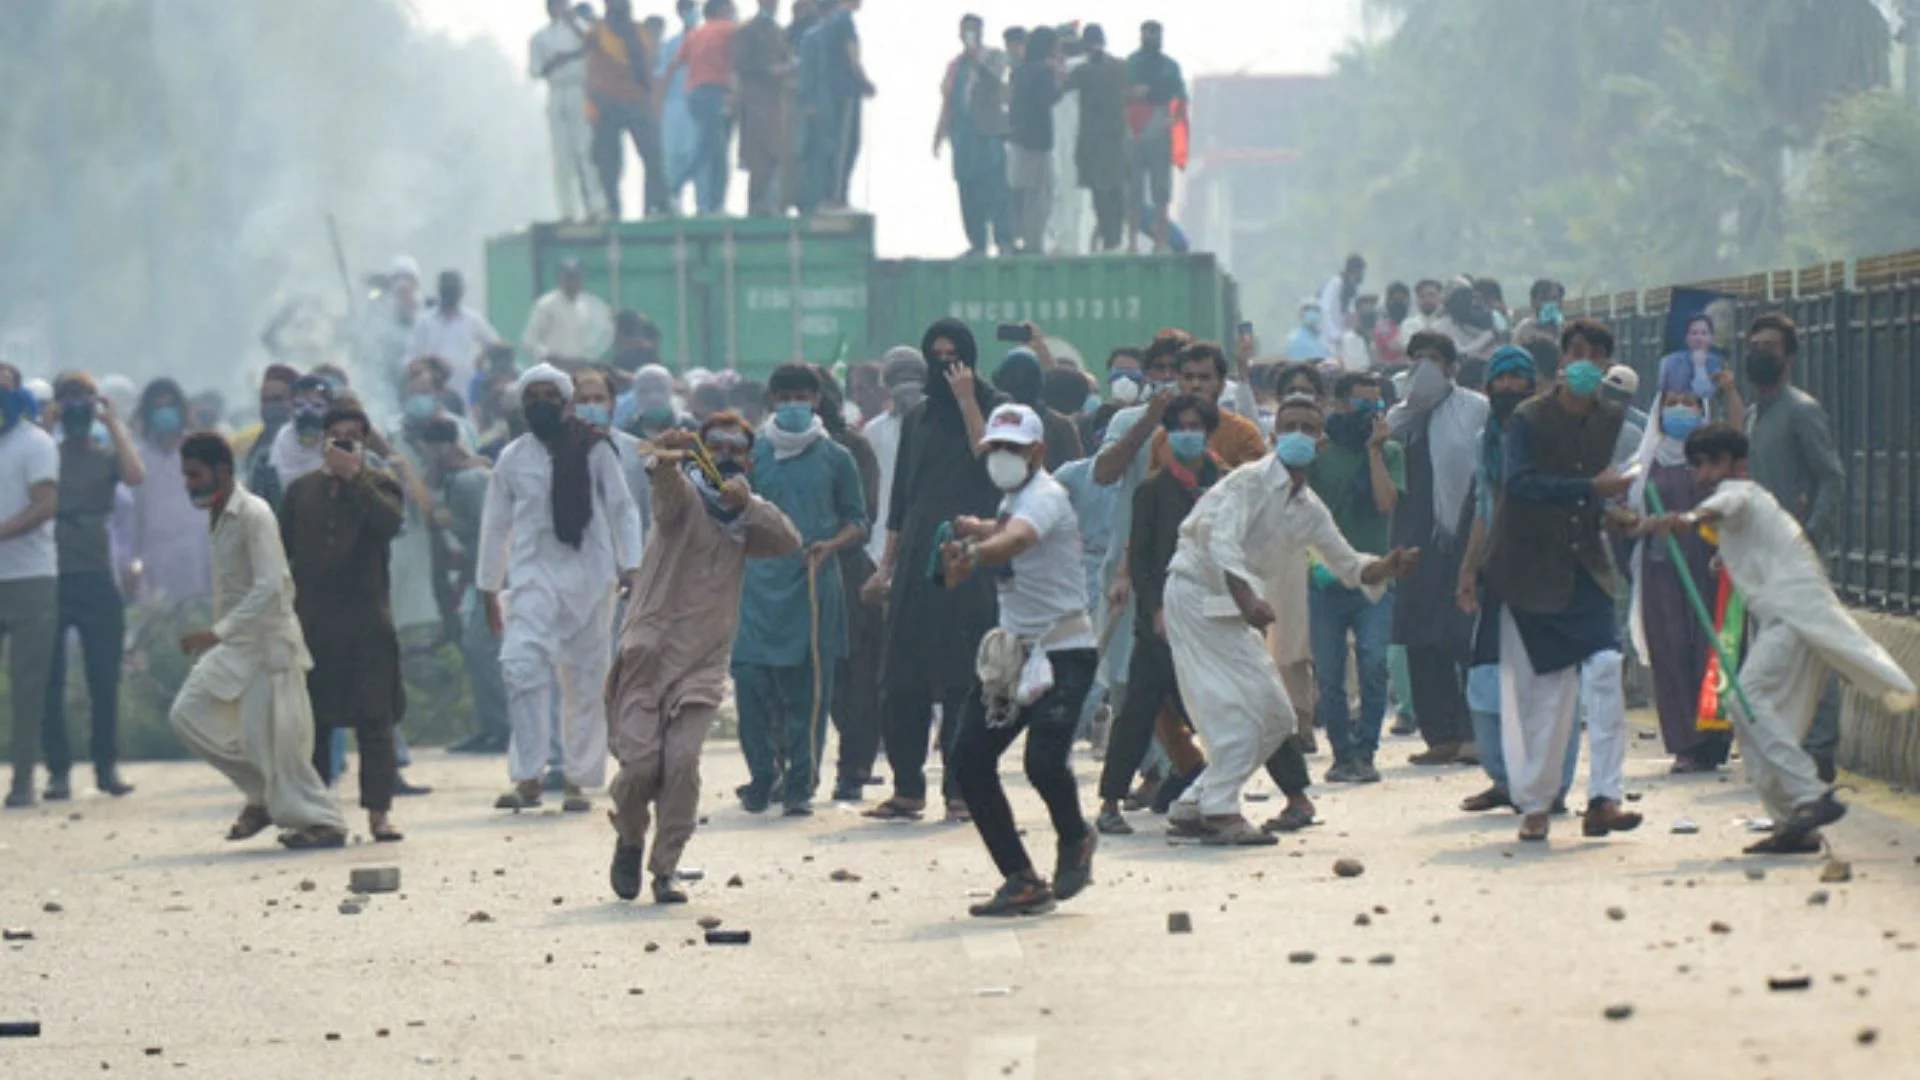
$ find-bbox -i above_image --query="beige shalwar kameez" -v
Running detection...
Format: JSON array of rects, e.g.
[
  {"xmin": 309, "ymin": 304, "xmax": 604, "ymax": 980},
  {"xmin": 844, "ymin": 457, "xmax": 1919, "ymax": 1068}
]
[{"xmin": 605, "ymin": 459, "xmax": 799, "ymax": 879}]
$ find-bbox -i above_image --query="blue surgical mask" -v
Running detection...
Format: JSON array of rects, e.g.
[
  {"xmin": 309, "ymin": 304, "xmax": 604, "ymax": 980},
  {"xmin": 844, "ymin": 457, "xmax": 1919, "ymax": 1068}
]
[
  {"xmin": 404, "ymin": 393, "xmax": 438, "ymax": 421},
  {"xmin": 1563, "ymin": 360, "xmax": 1604, "ymax": 398},
  {"xmin": 1275, "ymin": 431, "xmax": 1318, "ymax": 468},
  {"xmin": 1081, "ymin": 392, "xmax": 1102, "ymax": 416},
  {"xmin": 638, "ymin": 405, "xmax": 676, "ymax": 432},
  {"xmin": 1347, "ymin": 398, "xmax": 1381, "ymax": 414},
  {"xmin": 1167, "ymin": 430, "xmax": 1207, "ymax": 462},
  {"xmin": 575, "ymin": 402, "xmax": 612, "ymax": 428},
  {"xmin": 774, "ymin": 402, "xmax": 816, "ymax": 433},
  {"xmin": 1660, "ymin": 405, "xmax": 1702, "ymax": 441},
  {"xmin": 1302, "ymin": 310, "xmax": 1324, "ymax": 331},
  {"xmin": 147, "ymin": 405, "xmax": 183, "ymax": 436},
  {"xmin": 1538, "ymin": 302, "xmax": 1562, "ymax": 327}
]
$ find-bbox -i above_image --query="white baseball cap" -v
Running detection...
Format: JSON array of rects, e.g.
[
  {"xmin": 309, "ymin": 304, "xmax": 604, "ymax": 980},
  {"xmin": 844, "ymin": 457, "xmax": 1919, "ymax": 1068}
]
[
  {"xmin": 984, "ymin": 403, "xmax": 1044, "ymax": 447},
  {"xmin": 1603, "ymin": 365, "xmax": 1639, "ymax": 396}
]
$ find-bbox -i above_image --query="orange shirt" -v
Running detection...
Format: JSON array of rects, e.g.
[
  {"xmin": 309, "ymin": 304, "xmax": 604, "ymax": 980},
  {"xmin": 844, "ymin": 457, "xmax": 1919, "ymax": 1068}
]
[
  {"xmin": 681, "ymin": 19, "xmax": 740, "ymax": 90},
  {"xmin": 1149, "ymin": 407, "xmax": 1268, "ymax": 473}
]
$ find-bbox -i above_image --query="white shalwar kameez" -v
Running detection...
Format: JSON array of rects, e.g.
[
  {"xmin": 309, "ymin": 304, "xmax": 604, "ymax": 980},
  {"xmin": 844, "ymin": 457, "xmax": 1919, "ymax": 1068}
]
[
  {"xmin": 530, "ymin": 18, "xmax": 605, "ymax": 221},
  {"xmin": 478, "ymin": 429, "xmax": 643, "ymax": 790},
  {"xmin": 169, "ymin": 487, "xmax": 346, "ymax": 833},
  {"xmin": 1698, "ymin": 480, "xmax": 1916, "ymax": 819},
  {"xmin": 1164, "ymin": 456, "xmax": 1383, "ymax": 817}
]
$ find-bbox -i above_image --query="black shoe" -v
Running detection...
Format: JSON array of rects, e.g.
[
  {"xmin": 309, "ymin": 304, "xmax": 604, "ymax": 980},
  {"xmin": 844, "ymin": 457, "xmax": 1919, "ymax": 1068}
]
[
  {"xmin": 95, "ymin": 768, "xmax": 133, "ymax": 797},
  {"xmin": 1324, "ymin": 759, "xmax": 1363, "ymax": 784},
  {"xmin": 736, "ymin": 784, "xmax": 770, "ymax": 814},
  {"xmin": 393, "ymin": 774, "xmax": 432, "ymax": 797},
  {"xmin": 449, "ymin": 733, "xmax": 505, "ymax": 754},
  {"xmin": 782, "ymin": 800, "xmax": 814, "ymax": 818},
  {"xmin": 1053, "ymin": 832, "xmax": 1097, "ymax": 902},
  {"xmin": 830, "ymin": 779, "xmax": 864, "ymax": 803},
  {"xmin": 1780, "ymin": 791, "xmax": 1846, "ymax": 846},
  {"xmin": 1351, "ymin": 758, "xmax": 1382, "ymax": 784},
  {"xmin": 968, "ymin": 874, "xmax": 1055, "ymax": 918},
  {"xmin": 43, "ymin": 773, "xmax": 72, "ymax": 802},
  {"xmin": 1150, "ymin": 766, "xmax": 1203, "ymax": 815},
  {"xmin": 610, "ymin": 841, "xmax": 644, "ymax": 901},
  {"xmin": 1389, "ymin": 715, "xmax": 1417, "ymax": 736},
  {"xmin": 1815, "ymin": 756, "xmax": 1838, "ymax": 784},
  {"xmin": 4, "ymin": 785, "xmax": 34, "ymax": 810}
]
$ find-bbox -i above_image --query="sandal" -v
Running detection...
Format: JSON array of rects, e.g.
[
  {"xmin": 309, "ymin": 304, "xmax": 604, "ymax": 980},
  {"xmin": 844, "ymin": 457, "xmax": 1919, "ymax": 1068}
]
[
  {"xmin": 371, "ymin": 817, "xmax": 405, "ymax": 843},
  {"xmin": 494, "ymin": 781, "xmax": 542, "ymax": 811},
  {"xmin": 1166, "ymin": 805, "xmax": 1208, "ymax": 838},
  {"xmin": 278, "ymin": 826, "xmax": 348, "ymax": 850},
  {"xmin": 861, "ymin": 797, "xmax": 925, "ymax": 821},
  {"xmin": 1460, "ymin": 787, "xmax": 1512, "ymax": 814},
  {"xmin": 1743, "ymin": 831, "xmax": 1824, "ymax": 856},
  {"xmin": 226, "ymin": 805, "xmax": 273, "ymax": 841},
  {"xmin": 1518, "ymin": 813, "xmax": 1550, "ymax": 843},
  {"xmin": 1200, "ymin": 816, "xmax": 1279, "ymax": 846},
  {"xmin": 562, "ymin": 784, "xmax": 592, "ymax": 814},
  {"xmin": 943, "ymin": 798, "xmax": 973, "ymax": 824},
  {"xmin": 1260, "ymin": 806, "xmax": 1319, "ymax": 834},
  {"xmin": 968, "ymin": 874, "xmax": 1056, "ymax": 917}
]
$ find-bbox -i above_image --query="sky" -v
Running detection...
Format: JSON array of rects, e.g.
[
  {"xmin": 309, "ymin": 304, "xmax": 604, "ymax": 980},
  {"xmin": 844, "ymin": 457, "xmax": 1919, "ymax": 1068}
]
[{"xmin": 407, "ymin": 0, "xmax": 1368, "ymax": 257}]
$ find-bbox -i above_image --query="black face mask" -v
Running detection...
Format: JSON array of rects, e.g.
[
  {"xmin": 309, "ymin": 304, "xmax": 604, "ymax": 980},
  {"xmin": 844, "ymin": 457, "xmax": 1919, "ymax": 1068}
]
[
  {"xmin": 1326, "ymin": 411, "xmax": 1371, "ymax": 450},
  {"xmin": 1385, "ymin": 299, "xmax": 1410, "ymax": 323},
  {"xmin": 1358, "ymin": 311, "xmax": 1380, "ymax": 334},
  {"xmin": 1490, "ymin": 389, "xmax": 1529, "ymax": 421},
  {"xmin": 260, "ymin": 402, "xmax": 293, "ymax": 429},
  {"xmin": 1747, "ymin": 349, "xmax": 1785, "ymax": 387},
  {"xmin": 525, "ymin": 400, "xmax": 565, "ymax": 441},
  {"xmin": 59, "ymin": 403, "xmax": 93, "ymax": 437},
  {"xmin": 294, "ymin": 409, "xmax": 326, "ymax": 434}
]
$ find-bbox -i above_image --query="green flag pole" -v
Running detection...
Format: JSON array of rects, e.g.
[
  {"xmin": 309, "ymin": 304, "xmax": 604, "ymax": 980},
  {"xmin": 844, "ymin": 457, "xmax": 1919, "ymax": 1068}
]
[{"xmin": 1643, "ymin": 485, "xmax": 1759, "ymax": 726}]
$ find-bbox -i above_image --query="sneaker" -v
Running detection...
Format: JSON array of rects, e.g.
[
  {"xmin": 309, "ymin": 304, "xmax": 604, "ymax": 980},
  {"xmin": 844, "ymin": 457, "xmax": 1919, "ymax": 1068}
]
[
  {"xmin": 1324, "ymin": 759, "xmax": 1363, "ymax": 784},
  {"xmin": 610, "ymin": 840, "xmax": 644, "ymax": 900},
  {"xmin": 968, "ymin": 874, "xmax": 1055, "ymax": 917},
  {"xmin": 1053, "ymin": 832, "xmax": 1097, "ymax": 902},
  {"xmin": 43, "ymin": 773, "xmax": 72, "ymax": 802},
  {"xmin": 782, "ymin": 800, "xmax": 814, "ymax": 818},
  {"xmin": 1094, "ymin": 807, "xmax": 1134, "ymax": 836},
  {"xmin": 1349, "ymin": 758, "xmax": 1382, "ymax": 784}
]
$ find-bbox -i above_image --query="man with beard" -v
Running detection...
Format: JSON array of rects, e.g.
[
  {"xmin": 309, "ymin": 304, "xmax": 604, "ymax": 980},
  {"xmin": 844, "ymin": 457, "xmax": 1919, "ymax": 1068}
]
[
  {"xmin": 1388, "ymin": 332, "xmax": 1487, "ymax": 767},
  {"xmin": 478, "ymin": 365, "xmax": 643, "ymax": 812},
  {"xmin": 278, "ymin": 405, "xmax": 408, "ymax": 843},
  {"xmin": 1399, "ymin": 278, "xmax": 1445, "ymax": 342},
  {"xmin": 861, "ymin": 319, "xmax": 1002, "ymax": 823},
  {"xmin": 861, "ymin": 347, "xmax": 925, "ymax": 564},
  {"xmin": 408, "ymin": 271, "xmax": 500, "ymax": 399},
  {"xmin": 606, "ymin": 416, "xmax": 799, "ymax": 903},
  {"xmin": 1739, "ymin": 313, "xmax": 1848, "ymax": 782}
]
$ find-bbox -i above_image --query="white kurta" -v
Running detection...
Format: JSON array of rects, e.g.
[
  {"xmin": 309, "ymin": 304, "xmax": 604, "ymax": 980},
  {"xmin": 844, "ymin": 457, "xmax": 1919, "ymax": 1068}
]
[
  {"xmin": 1164, "ymin": 457, "xmax": 1382, "ymax": 817},
  {"xmin": 530, "ymin": 19, "xmax": 603, "ymax": 221},
  {"xmin": 168, "ymin": 488, "xmax": 346, "ymax": 833},
  {"xmin": 1700, "ymin": 480, "xmax": 1917, "ymax": 817},
  {"xmin": 477, "ymin": 435, "xmax": 643, "ymax": 787},
  {"xmin": 862, "ymin": 410, "xmax": 902, "ymax": 562},
  {"xmin": 407, "ymin": 306, "xmax": 501, "ymax": 399},
  {"xmin": 521, "ymin": 288, "xmax": 614, "ymax": 364}
]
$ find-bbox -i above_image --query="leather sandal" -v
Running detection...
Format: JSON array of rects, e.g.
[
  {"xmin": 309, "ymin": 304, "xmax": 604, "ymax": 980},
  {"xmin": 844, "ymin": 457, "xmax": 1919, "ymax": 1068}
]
[
  {"xmin": 226, "ymin": 805, "xmax": 273, "ymax": 841},
  {"xmin": 1518, "ymin": 813, "xmax": 1551, "ymax": 842},
  {"xmin": 861, "ymin": 797, "xmax": 925, "ymax": 821}
]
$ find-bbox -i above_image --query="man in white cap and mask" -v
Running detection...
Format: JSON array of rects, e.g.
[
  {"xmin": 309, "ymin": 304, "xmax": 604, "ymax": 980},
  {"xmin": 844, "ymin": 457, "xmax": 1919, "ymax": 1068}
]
[{"xmin": 477, "ymin": 364, "xmax": 643, "ymax": 812}]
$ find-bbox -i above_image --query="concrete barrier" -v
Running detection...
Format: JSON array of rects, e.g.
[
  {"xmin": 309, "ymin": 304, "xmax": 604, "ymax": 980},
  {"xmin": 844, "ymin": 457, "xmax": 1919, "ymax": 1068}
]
[{"xmin": 1838, "ymin": 611, "xmax": 1920, "ymax": 788}]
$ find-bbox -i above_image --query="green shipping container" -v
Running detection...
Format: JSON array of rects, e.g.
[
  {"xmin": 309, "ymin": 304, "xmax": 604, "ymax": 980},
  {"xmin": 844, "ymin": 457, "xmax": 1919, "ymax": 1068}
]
[
  {"xmin": 484, "ymin": 215, "xmax": 874, "ymax": 380},
  {"xmin": 867, "ymin": 254, "xmax": 1239, "ymax": 368}
]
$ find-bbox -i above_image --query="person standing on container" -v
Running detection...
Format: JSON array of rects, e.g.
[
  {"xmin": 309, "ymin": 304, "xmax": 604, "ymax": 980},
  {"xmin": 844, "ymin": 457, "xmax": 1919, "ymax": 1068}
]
[
  {"xmin": 666, "ymin": 0, "xmax": 741, "ymax": 216},
  {"xmin": 935, "ymin": 14, "xmax": 1013, "ymax": 258},
  {"xmin": 1067, "ymin": 24, "xmax": 1129, "ymax": 254},
  {"xmin": 797, "ymin": 0, "xmax": 873, "ymax": 214},
  {"xmin": 657, "ymin": 0, "xmax": 703, "ymax": 211},
  {"xmin": 531, "ymin": 0, "xmax": 606, "ymax": 222},
  {"xmin": 1006, "ymin": 26, "xmax": 1064, "ymax": 255},
  {"xmin": 862, "ymin": 319, "xmax": 1003, "ymax": 823},
  {"xmin": 1125, "ymin": 21, "xmax": 1185, "ymax": 254},
  {"xmin": 575, "ymin": 0, "xmax": 668, "ymax": 221},
  {"xmin": 733, "ymin": 0, "xmax": 796, "ymax": 217}
]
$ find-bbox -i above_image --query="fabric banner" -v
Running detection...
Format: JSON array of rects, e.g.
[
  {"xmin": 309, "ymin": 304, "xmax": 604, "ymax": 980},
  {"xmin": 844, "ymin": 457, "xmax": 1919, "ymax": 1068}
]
[{"xmin": 1695, "ymin": 567, "xmax": 1744, "ymax": 733}]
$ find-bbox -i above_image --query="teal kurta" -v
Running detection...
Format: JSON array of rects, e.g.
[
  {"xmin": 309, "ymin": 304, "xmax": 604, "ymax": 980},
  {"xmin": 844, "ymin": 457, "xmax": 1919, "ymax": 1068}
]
[{"xmin": 732, "ymin": 435, "xmax": 867, "ymax": 667}]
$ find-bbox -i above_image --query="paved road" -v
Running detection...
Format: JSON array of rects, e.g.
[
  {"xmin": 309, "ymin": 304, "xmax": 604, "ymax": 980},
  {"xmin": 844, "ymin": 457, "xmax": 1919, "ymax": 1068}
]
[{"xmin": 3, "ymin": 726, "xmax": 1918, "ymax": 1079}]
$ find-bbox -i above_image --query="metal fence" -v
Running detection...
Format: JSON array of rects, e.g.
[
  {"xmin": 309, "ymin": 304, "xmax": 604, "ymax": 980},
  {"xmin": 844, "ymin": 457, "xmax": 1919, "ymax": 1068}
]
[{"xmin": 1571, "ymin": 267, "xmax": 1920, "ymax": 615}]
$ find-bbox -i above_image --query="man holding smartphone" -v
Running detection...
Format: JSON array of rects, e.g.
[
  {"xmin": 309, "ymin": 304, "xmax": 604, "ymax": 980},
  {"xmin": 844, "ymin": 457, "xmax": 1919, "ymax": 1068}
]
[{"xmin": 277, "ymin": 407, "xmax": 409, "ymax": 843}]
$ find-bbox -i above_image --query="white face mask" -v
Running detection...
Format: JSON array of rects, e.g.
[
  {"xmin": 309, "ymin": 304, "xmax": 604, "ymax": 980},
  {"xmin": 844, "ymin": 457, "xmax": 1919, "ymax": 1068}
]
[
  {"xmin": 985, "ymin": 449, "xmax": 1032, "ymax": 491},
  {"xmin": 1406, "ymin": 359, "xmax": 1452, "ymax": 411},
  {"xmin": 1109, "ymin": 378, "xmax": 1141, "ymax": 404}
]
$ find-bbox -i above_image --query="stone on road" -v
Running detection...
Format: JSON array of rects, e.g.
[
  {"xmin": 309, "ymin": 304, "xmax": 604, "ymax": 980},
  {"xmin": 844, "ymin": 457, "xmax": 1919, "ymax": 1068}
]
[{"xmin": 3, "ymin": 736, "xmax": 1919, "ymax": 1078}]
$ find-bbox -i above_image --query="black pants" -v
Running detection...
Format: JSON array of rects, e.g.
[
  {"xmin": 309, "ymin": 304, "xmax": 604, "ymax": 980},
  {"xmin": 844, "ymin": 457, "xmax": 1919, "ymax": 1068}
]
[
  {"xmin": 880, "ymin": 681, "xmax": 968, "ymax": 802},
  {"xmin": 1098, "ymin": 628, "xmax": 1184, "ymax": 801},
  {"xmin": 312, "ymin": 715, "xmax": 397, "ymax": 813},
  {"xmin": 591, "ymin": 94, "xmax": 668, "ymax": 220},
  {"xmin": 832, "ymin": 595, "xmax": 884, "ymax": 786},
  {"xmin": 42, "ymin": 570, "xmax": 125, "ymax": 776},
  {"xmin": 1090, "ymin": 185, "xmax": 1125, "ymax": 251},
  {"xmin": 1264, "ymin": 736, "xmax": 1311, "ymax": 798},
  {"xmin": 954, "ymin": 648, "xmax": 1096, "ymax": 879},
  {"xmin": 1407, "ymin": 644, "xmax": 1471, "ymax": 748}
]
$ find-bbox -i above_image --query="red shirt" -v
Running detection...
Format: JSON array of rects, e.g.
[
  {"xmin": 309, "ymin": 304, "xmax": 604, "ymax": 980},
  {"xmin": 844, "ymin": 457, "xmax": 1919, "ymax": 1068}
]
[{"xmin": 680, "ymin": 20, "xmax": 739, "ymax": 89}]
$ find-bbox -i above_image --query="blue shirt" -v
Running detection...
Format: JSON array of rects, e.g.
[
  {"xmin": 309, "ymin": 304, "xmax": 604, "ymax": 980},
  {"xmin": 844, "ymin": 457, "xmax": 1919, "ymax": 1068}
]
[
  {"xmin": 1053, "ymin": 457, "xmax": 1117, "ymax": 603},
  {"xmin": 732, "ymin": 435, "xmax": 868, "ymax": 667}
]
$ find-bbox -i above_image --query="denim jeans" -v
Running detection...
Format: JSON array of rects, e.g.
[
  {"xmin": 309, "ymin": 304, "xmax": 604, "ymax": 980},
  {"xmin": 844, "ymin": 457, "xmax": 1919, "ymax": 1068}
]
[
  {"xmin": 42, "ymin": 570, "xmax": 126, "ymax": 775},
  {"xmin": 685, "ymin": 83, "xmax": 733, "ymax": 214},
  {"xmin": 1468, "ymin": 664, "xmax": 1578, "ymax": 795},
  {"xmin": 1310, "ymin": 583, "xmax": 1394, "ymax": 763}
]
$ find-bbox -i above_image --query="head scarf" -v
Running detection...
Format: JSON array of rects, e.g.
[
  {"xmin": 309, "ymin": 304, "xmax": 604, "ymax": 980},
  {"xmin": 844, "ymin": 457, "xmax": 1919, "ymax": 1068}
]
[
  {"xmin": 517, "ymin": 363, "xmax": 604, "ymax": 548},
  {"xmin": 881, "ymin": 346, "xmax": 927, "ymax": 389},
  {"xmin": 920, "ymin": 318, "xmax": 993, "ymax": 415},
  {"xmin": 1486, "ymin": 345, "xmax": 1536, "ymax": 386},
  {"xmin": 992, "ymin": 348, "xmax": 1044, "ymax": 408}
]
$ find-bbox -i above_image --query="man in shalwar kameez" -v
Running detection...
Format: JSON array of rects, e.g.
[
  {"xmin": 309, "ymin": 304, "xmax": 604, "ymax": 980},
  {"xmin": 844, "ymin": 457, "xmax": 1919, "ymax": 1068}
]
[
  {"xmin": 1162, "ymin": 396, "xmax": 1417, "ymax": 845},
  {"xmin": 1654, "ymin": 425, "xmax": 1916, "ymax": 854},
  {"xmin": 478, "ymin": 365, "xmax": 643, "ymax": 813},
  {"xmin": 606, "ymin": 417, "xmax": 800, "ymax": 903},
  {"xmin": 169, "ymin": 433, "xmax": 348, "ymax": 850}
]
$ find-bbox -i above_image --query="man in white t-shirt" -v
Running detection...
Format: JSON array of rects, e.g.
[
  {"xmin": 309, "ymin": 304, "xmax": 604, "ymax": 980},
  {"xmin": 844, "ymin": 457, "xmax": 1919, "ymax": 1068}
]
[
  {"xmin": 939, "ymin": 403, "xmax": 1097, "ymax": 918},
  {"xmin": 531, "ymin": 0, "xmax": 606, "ymax": 222},
  {"xmin": 0, "ymin": 376, "xmax": 63, "ymax": 808},
  {"xmin": 861, "ymin": 347, "xmax": 926, "ymax": 562},
  {"xmin": 408, "ymin": 270, "xmax": 501, "ymax": 400},
  {"xmin": 522, "ymin": 259, "xmax": 613, "ymax": 367}
]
